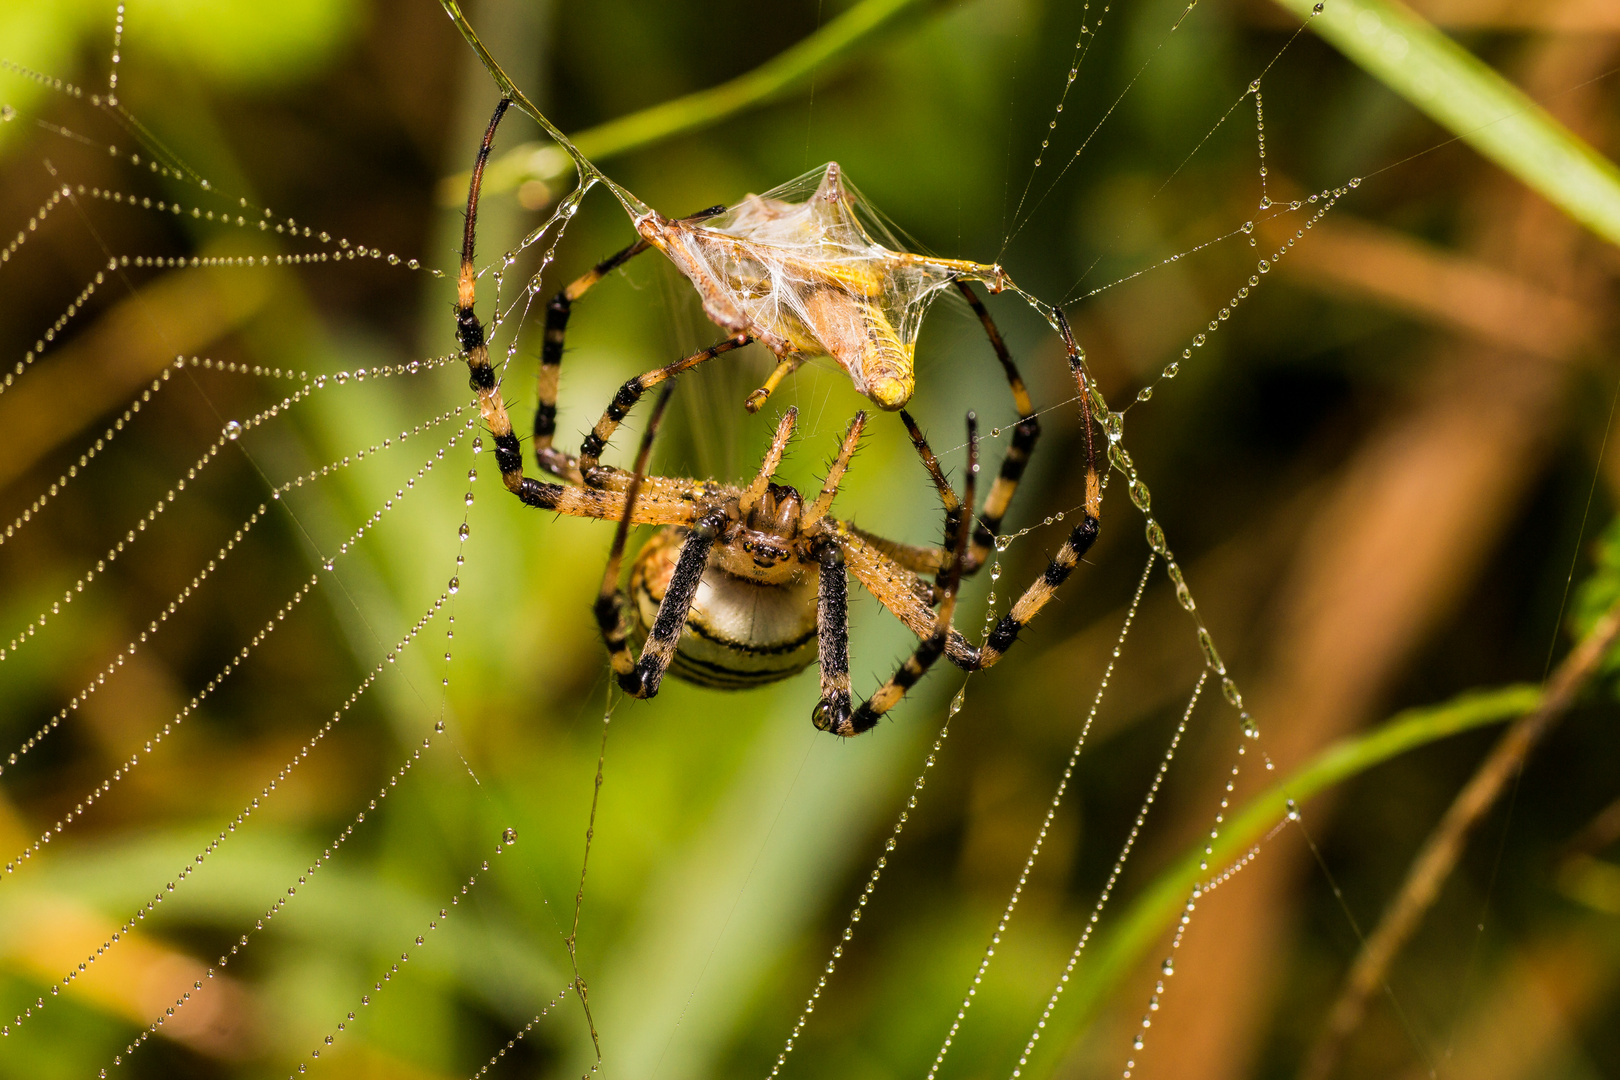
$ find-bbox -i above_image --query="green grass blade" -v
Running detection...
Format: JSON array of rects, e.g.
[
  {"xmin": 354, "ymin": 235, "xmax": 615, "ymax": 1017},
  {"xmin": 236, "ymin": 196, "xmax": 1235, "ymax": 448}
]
[
  {"xmin": 442, "ymin": 0, "xmax": 932, "ymax": 202},
  {"xmin": 1271, "ymin": 0, "xmax": 1620, "ymax": 246},
  {"xmin": 1021, "ymin": 682, "xmax": 1541, "ymax": 1077}
]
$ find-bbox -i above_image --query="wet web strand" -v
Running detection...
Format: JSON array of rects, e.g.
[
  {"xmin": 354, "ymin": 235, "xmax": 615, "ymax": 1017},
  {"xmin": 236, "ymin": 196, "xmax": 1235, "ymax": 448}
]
[
  {"xmin": 926, "ymin": 553, "xmax": 1156, "ymax": 1080},
  {"xmin": 764, "ymin": 679, "xmax": 973, "ymax": 1080},
  {"xmin": 7, "ymin": 586, "xmax": 452, "ymax": 1043},
  {"xmin": 286, "ymin": 827, "xmax": 520, "ymax": 1078},
  {"xmin": 1009, "ymin": 670, "xmax": 1208, "ymax": 1078}
]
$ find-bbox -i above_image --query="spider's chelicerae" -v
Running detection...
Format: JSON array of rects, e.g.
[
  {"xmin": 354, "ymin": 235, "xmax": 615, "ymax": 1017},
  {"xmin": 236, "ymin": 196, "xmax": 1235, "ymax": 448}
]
[{"xmin": 454, "ymin": 99, "xmax": 1103, "ymax": 733}]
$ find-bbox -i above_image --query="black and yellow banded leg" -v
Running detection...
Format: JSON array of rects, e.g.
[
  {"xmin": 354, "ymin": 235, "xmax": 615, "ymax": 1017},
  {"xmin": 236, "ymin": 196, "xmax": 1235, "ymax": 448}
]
[
  {"xmin": 595, "ymin": 509, "xmax": 726, "ymax": 698},
  {"xmin": 595, "ymin": 385, "xmax": 680, "ymax": 683},
  {"xmin": 899, "ymin": 410, "xmax": 969, "ymax": 582},
  {"xmin": 577, "ymin": 336, "xmax": 752, "ymax": 487},
  {"xmin": 457, "ymin": 100, "xmax": 711, "ymax": 523},
  {"xmin": 955, "ymin": 280, "xmax": 1041, "ymax": 569},
  {"xmin": 837, "ymin": 414, "xmax": 979, "ymax": 736},
  {"xmin": 972, "ymin": 315, "xmax": 1101, "ymax": 671},
  {"xmin": 534, "ymin": 240, "xmax": 651, "ymax": 483},
  {"xmin": 846, "ymin": 629, "xmax": 947, "ymax": 735},
  {"xmin": 854, "ymin": 407, "xmax": 1005, "ymax": 583},
  {"xmin": 455, "ymin": 98, "xmax": 560, "ymax": 508},
  {"xmin": 537, "ymin": 204, "xmax": 728, "ymax": 483}
]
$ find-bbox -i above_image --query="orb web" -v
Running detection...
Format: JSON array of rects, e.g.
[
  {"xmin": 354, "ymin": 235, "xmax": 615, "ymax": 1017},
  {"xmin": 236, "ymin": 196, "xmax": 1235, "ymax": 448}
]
[{"xmin": 0, "ymin": 1, "xmax": 1541, "ymax": 1078}]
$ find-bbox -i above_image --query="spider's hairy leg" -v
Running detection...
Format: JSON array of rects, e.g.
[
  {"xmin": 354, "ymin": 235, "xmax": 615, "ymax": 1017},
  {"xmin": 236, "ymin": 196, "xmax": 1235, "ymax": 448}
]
[
  {"xmin": 537, "ymin": 204, "xmax": 732, "ymax": 483},
  {"xmin": 455, "ymin": 99, "xmax": 699, "ymax": 523},
  {"xmin": 827, "ymin": 414, "xmax": 978, "ymax": 736},
  {"xmin": 802, "ymin": 412, "xmax": 868, "ymax": 528},
  {"xmin": 813, "ymin": 541, "xmax": 854, "ymax": 733},
  {"xmin": 456, "ymin": 97, "xmax": 555, "ymax": 507},
  {"xmin": 612, "ymin": 509, "xmax": 727, "ymax": 698},
  {"xmin": 835, "ymin": 528, "xmax": 977, "ymax": 667},
  {"xmin": 737, "ymin": 407, "xmax": 799, "ymax": 518},
  {"xmin": 899, "ymin": 410, "xmax": 966, "ymax": 570},
  {"xmin": 595, "ymin": 384, "xmax": 677, "ymax": 679},
  {"xmin": 843, "ymin": 528, "xmax": 947, "ymax": 578},
  {"xmin": 577, "ymin": 336, "xmax": 752, "ymax": 487},
  {"xmin": 535, "ymin": 238, "xmax": 652, "ymax": 483},
  {"xmin": 955, "ymin": 280, "xmax": 1041, "ymax": 569},
  {"xmin": 975, "ymin": 312, "xmax": 1101, "ymax": 670}
]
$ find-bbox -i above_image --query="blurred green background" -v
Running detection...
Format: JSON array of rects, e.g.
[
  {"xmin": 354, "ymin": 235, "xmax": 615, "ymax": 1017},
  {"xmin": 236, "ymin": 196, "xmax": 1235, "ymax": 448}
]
[{"xmin": 0, "ymin": 0, "xmax": 1618, "ymax": 1078}]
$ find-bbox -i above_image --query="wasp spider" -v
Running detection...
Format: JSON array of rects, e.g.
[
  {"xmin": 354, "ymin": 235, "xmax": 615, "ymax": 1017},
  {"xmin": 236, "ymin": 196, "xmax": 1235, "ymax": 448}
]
[{"xmin": 455, "ymin": 100, "xmax": 1103, "ymax": 734}]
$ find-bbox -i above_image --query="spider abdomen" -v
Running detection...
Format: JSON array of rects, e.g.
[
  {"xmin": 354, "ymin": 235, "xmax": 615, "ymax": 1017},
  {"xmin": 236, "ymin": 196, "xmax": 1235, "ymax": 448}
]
[{"xmin": 630, "ymin": 528, "xmax": 820, "ymax": 690}]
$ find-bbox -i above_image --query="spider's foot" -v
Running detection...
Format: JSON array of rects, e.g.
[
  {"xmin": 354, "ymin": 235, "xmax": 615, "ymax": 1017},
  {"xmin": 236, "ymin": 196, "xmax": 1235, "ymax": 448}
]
[
  {"xmin": 744, "ymin": 387, "xmax": 771, "ymax": 413},
  {"xmin": 617, "ymin": 668, "xmax": 662, "ymax": 699},
  {"xmin": 812, "ymin": 696, "xmax": 853, "ymax": 736}
]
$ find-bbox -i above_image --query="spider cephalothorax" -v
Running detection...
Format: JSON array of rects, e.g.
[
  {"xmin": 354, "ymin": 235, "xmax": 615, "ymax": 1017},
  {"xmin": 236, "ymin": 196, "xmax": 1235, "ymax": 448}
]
[
  {"xmin": 723, "ymin": 483, "xmax": 808, "ymax": 581},
  {"xmin": 453, "ymin": 98, "xmax": 1104, "ymax": 735}
]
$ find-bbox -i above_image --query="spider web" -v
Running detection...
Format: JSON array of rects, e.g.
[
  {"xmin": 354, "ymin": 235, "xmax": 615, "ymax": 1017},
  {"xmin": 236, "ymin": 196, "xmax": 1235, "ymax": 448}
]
[{"xmin": 0, "ymin": 2, "xmax": 1588, "ymax": 1079}]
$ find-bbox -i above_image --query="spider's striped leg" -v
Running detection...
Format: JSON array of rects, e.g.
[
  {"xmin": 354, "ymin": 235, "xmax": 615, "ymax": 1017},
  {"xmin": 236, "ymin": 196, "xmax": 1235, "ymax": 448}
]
[
  {"xmin": 972, "ymin": 314, "xmax": 1101, "ymax": 671},
  {"xmin": 534, "ymin": 240, "xmax": 651, "ymax": 484},
  {"xmin": 594, "ymin": 384, "xmax": 679, "ymax": 679},
  {"xmin": 456, "ymin": 98, "xmax": 561, "ymax": 510},
  {"xmin": 456, "ymin": 100, "xmax": 709, "ymax": 524},
  {"xmin": 956, "ymin": 280, "xmax": 1041, "ymax": 571},
  {"xmin": 894, "ymin": 409, "xmax": 969, "ymax": 583},
  {"xmin": 535, "ymin": 203, "xmax": 732, "ymax": 484},
  {"xmin": 835, "ymin": 409, "xmax": 982, "ymax": 588},
  {"xmin": 833, "ymin": 527, "xmax": 974, "ymax": 663},
  {"xmin": 831, "ymin": 414, "xmax": 978, "ymax": 736},
  {"xmin": 577, "ymin": 336, "xmax": 752, "ymax": 487}
]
